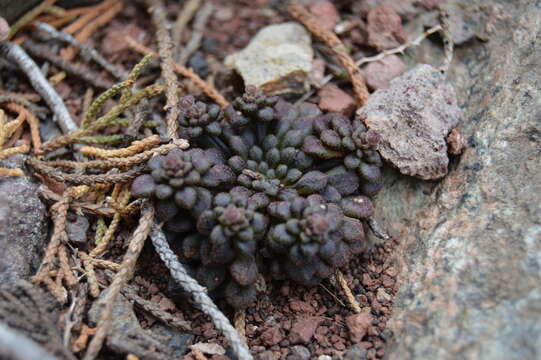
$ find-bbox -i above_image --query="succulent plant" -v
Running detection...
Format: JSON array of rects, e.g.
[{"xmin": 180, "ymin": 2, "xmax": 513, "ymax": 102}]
[{"xmin": 132, "ymin": 87, "xmax": 383, "ymax": 308}]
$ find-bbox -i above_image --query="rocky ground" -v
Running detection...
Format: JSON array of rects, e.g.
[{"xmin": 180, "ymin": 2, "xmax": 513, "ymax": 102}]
[{"xmin": 0, "ymin": 0, "xmax": 539, "ymax": 360}]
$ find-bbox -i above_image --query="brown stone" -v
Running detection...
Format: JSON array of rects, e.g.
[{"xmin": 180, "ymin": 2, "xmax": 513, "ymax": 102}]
[
  {"xmin": 346, "ymin": 311, "xmax": 373, "ymax": 343},
  {"xmin": 366, "ymin": 7, "xmax": 406, "ymax": 50},
  {"xmin": 309, "ymin": 1, "xmax": 339, "ymax": 32},
  {"xmin": 318, "ymin": 85, "xmax": 356, "ymax": 116},
  {"xmin": 260, "ymin": 327, "xmax": 284, "ymax": 346},
  {"xmin": 289, "ymin": 316, "xmax": 323, "ymax": 344},
  {"xmin": 361, "ymin": 55, "xmax": 406, "ymax": 90}
]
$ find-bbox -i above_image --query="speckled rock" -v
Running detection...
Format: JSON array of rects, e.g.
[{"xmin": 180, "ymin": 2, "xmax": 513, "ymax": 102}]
[
  {"xmin": 380, "ymin": 1, "xmax": 541, "ymax": 359},
  {"xmin": 0, "ymin": 155, "xmax": 47, "ymax": 283},
  {"xmin": 225, "ymin": 22, "xmax": 313, "ymax": 95},
  {"xmin": 357, "ymin": 64, "xmax": 461, "ymax": 180}
]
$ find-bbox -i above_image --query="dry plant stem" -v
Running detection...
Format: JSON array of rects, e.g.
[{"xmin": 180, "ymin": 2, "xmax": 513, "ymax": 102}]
[
  {"xmin": 288, "ymin": 2, "xmax": 369, "ymax": 106},
  {"xmin": 7, "ymin": 0, "xmax": 58, "ymax": 40},
  {"xmin": 4, "ymin": 103, "xmax": 41, "ymax": 151},
  {"xmin": 172, "ymin": 0, "xmax": 202, "ymax": 59},
  {"xmin": 80, "ymin": 252, "xmax": 100, "ymax": 297},
  {"xmin": 0, "ymin": 144, "xmax": 30, "ymax": 160},
  {"xmin": 0, "ymin": 93, "xmax": 46, "ymax": 119},
  {"xmin": 80, "ymin": 135, "xmax": 161, "ymax": 159},
  {"xmin": 150, "ymin": 225, "xmax": 253, "ymax": 360},
  {"xmin": 126, "ymin": 37, "xmax": 230, "ymax": 108},
  {"xmin": 35, "ymin": 22, "xmax": 128, "ymax": 80},
  {"xmin": 32, "ymin": 193, "xmax": 70, "ymax": 303},
  {"xmin": 122, "ymin": 285, "xmax": 192, "ymax": 331},
  {"xmin": 334, "ymin": 269, "xmax": 362, "ymax": 314},
  {"xmin": 90, "ymin": 186, "xmax": 130, "ymax": 257},
  {"xmin": 47, "ymin": 140, "xmax": 189, "ymax": 170},
  {"xmin": 39, "ymin": 84, "xmax": 163, "ymax": 154},
  {"xmin": 127, "ymin": 99, "xmax": 150, "ymax": 138},
  {"xmin": 23, "ymin": 39, "xmax": 113, "ymax": 90},
  {"xmin": 90, "ymin": 258, "xmax": 120, "ymax": 271},
  {"xmin": 234, "ymin": 309, "xmax": 247, "ymax": 342},
  {"xmin": 0, "ymin": 322, "xmax": 59, "ymax": 360},
  {"xmin": 146, "ymin": 0, "xmax": 180, "ymax": 140},
  {"xmin": 27, "ymin": 157, "xmax": 145, "ymax": 185},
  {"xmin": 355, "ymin": 25, "xmax": 443, "ymax": 66},
  {"xmin": 0, "ymin": 42, "xmax": 77, "ymax": 133},
  {"xmin": 58, "ymin": 243, "xmax": 78, "ymax": 289},
  {"xmin": 0, "ymin": 90, "xmax": 41, "ymax": 102},
  {"xmin": 72, "ymin": 325, "xmax": 96, "ymax": 353},
  {"xmin": 61, "ymin": 0, "xmax": 114, "ymax": 35},
  {"xmin": 82, "ymin": 203, "xmax": 155, "ymax": 360},
  {"xmin": 63, "ymin": 284, "xmax": 88, "ymax": 347},
  {"xmin": 0, "ymin": 168, "xmax": 24, "ymax": 176},
  {"xmin": 62, "ymin": 1, "xmax": 122, "ymax": 62},
  {"xmin": 177, "ymin": 2, "xmax": 213, "ymax": 66}
]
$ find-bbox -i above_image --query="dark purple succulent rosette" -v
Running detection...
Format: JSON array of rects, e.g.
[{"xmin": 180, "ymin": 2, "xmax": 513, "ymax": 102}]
[{"xmin": 131, "ymin": 88, "xmax": 383, "ymax": 308}]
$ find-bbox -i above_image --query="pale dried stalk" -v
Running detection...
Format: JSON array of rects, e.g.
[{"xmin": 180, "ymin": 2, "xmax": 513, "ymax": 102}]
[
  {"xmin": 4, "ymin": 102, "xmax": 42, "ymax": 152},
  {"xmin": 83, "ymin": 203, "xmax": 154, "ymax": 360},
  {"xmin": 89, "ymin": 186, "xmax": 131, "ymax": 257},
  {"xmin": 0, "ymin": 168, "xmax": 24, "ymax": 176},
  {"xmin": 61, "ymin": 0, "xmax": 122, "ymax": 62},
  {"xmin": 80, "ymin": 135, "xmax": 161, "ymax": 159},
  {"xmin": 146, "ymin": 0, "xmax": 180, "ymax": 140},
  {"xmin": 355, "ymin": 25, "xmax": 443, "ymax": 66},
  {"xmin": 126, "ymin": 37, "xmax": 230, "ymax": 108},
  {"xmin": 288, "ymin": 2, "xmax": 369, "ymax": 106},
  {"xmin": 334, "ymin": 270, "xmax": 362, "ymax": 314},
  {"xmin": 0, "ymin": 41, "xmax": 77, "ymax": 134},
  {"xmin": 35, "ymin": 22, "xmax": 128, "ymax": 80},
  {"xmin": 7, "ymin": 0, "xmax": 57, "ymax": 40},
  {"xmin": 234, "ymin": 309, "xmax": 247, "ymax": 342},
  {"xmin": 0, "ymin": 144, "xmax": 30, "ymax": 160},
  {"xmin": 177, "ymin": 2, "xmax": 213, "ymax": 66},
  {"xmin": 172, "ymin": 0, "xmax": 201, "ymax": 59},
  {"xmin": 150, "ymin": 225, "xmax": 252, "ymax": 360}
]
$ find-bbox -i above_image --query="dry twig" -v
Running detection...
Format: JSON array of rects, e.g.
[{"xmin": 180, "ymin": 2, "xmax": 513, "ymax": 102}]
[
  {"xmin": 334, "ymin": 270, "xmax": 362, "ymax": 314},
  {"xmin": 145, "ymin": 0, "xmax": 180, "ymax": 140},
  {"xmin": 126, "ymin": 37, "xmax": 230, "ymax": 108},
  {"xmin": 150, "ymin": 225, "xmax": 252, "ymax": 360},
  {"xmin": 7, "ymin": 0, "xmax": 57, "ymax": 40},
  {"xmin": 80, "ymin": 135, "xmax": 161, "ymax": 159},
  {"xmin": 35, "ymin": 22, "xmax": 128, "ymax": 80},
  {"xmin": 172, "ymin": 0, "xmax": 201, "ymax": 59},
  {"xmin": 177, "ymin": 2, "xmax": 213, "ymax": 66},
  {"xmin": 0, "ymin": 41, "xmax": 77, "ymax": 133},
  {"xmin": 83, "ymin": 203, "xmax": 155, "ymax": 360},
  {"xmin": 61, "ymin": 0, "xmax": 122, "ymax": 62},
  {"xmin": 288, "ymin": 2, "xmax": 369, "ymax": 106}
]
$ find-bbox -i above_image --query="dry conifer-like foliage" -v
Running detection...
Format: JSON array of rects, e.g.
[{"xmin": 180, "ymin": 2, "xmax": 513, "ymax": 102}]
[{"xmin": 132, "ymin": 86, "xmax": 383, "ymax": 308}]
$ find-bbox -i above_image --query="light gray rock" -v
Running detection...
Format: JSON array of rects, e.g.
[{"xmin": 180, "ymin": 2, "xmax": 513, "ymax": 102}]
[
  {"xmin": 0, "ymin": 155, "xmax": 48, "ymax": 283},
  {"xmin": 357, "ymin": 64, "xmax": 461, "ymax": 180},
  {"xmin": 381, "ymin": 1, "xmax": 541, "ymax": 359},
  {"xmin": 225, "ymin": 22, "xmax": 313, "ymax": 95}
]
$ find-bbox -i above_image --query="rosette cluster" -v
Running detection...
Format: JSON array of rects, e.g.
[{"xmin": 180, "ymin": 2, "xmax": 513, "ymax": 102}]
[{"xmin": 132, "ymin": 87, "xmax": 384, "ymax": 308}]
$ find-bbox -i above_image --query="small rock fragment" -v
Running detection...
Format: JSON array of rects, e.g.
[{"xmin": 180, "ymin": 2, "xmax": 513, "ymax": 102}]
[
  {"xmin": 318, "ymin": 85, "xmax": 356, "ymax": 116},
  {"xmin": 376, "ymin": 288, "xmax": 392, "ymax": 302},
  {"xmin": 309, "ymin": 1, "xmax": 339, "ymax": 32},
  {"xmin": 101, "ymin": 22, "xmax": 147, "ymax": 57},
  {"xmin": 361, "ymin": 55, "xmax": 406, "ymax": 90},
  {"xmin": 288, "ymin": 345, "xmax": 311, "ymax": 360},
  {"xmin": 225, "ymin": 23, "xmax": 313, "ymax": 95},
  {"xmin": 190, "ymin": 342, "xmax": 226, "ymax": 355},
  {"xmin": 446, "ymin": 128, "xmax": 465, "ymax": 155},
  {"xmin": 346, "ymin": 311, "xmax": 373, "ymax": 342},
  {"xmin": 344, "ymin": 344, "xmax": 368, "ymax": 360},
  {"xmin": 261, "ymin": 327, "xmax": 284, "ymax": 346},
  {"xmin": 357, "ymin": 64, "xmax": 461, "ymax": 180},
  {"xmin": 366, "ymin": 6, "xmax": 407, "ymax": 50},
  {"xmin": 66, "ymin": 214, "xmax": 90, "ymax": 245},
  {"xmin": 289, "ymin": 316, "xmax": 323, "ymax": 344},
  {"xmin": 0, "ymin": 17, "xmax": 9, "ymax": 41}
]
